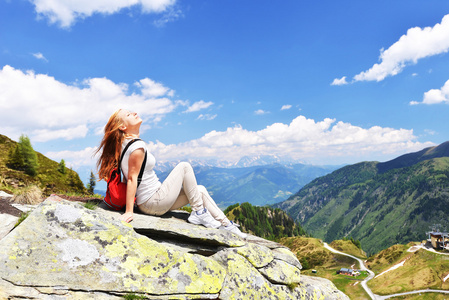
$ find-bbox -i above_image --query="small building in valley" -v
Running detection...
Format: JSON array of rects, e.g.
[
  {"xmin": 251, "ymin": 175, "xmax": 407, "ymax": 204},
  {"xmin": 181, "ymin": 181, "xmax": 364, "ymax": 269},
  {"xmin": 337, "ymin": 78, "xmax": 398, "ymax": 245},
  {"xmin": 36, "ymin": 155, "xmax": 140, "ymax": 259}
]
[
  {"xmin": 337, "ymin": 268, "xmax": 360, "ymax": 277},
  {"xmin": 426, "ymin": 231, "xmax": 449, "ymax": 250}
]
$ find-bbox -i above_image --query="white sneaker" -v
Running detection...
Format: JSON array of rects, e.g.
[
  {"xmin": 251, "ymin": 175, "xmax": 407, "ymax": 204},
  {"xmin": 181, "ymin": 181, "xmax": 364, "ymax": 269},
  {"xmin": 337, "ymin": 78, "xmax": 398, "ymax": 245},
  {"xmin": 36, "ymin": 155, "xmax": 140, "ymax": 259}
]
[
  {"xmin": 188, "ymin": 208, "xmax": 221, "ymax": 228},
  {"xmin": 220, "ymin": 221, "xmax": 247, "ymax": 239}
]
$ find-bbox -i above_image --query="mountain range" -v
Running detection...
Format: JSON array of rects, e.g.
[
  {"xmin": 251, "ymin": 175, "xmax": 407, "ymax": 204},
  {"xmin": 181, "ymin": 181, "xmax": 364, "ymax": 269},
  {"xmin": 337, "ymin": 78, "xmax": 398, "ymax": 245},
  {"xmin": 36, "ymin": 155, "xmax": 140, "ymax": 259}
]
[
  {"xmin": 157, "ymin": 162, "xmax": 338, "ymax": 209},
  {"xmin": 154, "ymin": 154, "xmax": 308, "ymax": 172},
  {"xmin": 275, "ymin": 141, "xmax": 449, "ymax": 255}
]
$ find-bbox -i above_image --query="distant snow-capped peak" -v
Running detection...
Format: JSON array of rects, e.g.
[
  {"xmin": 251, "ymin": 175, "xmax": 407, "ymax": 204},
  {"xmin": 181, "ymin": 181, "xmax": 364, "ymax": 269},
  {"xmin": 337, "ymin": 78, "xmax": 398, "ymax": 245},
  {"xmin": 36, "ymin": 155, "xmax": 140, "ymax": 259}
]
[{"xmin": 155, "ymin": 155, "xmax": 303, "ymax": 172}]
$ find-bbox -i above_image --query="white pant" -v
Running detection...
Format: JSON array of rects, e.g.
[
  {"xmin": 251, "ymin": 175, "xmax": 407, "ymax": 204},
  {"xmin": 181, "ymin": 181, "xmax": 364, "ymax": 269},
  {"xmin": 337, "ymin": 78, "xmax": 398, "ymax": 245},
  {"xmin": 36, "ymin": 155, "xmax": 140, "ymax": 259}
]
[{"xmin": 138, "ymin": 162, "xmax": 229, "ymax": 226}]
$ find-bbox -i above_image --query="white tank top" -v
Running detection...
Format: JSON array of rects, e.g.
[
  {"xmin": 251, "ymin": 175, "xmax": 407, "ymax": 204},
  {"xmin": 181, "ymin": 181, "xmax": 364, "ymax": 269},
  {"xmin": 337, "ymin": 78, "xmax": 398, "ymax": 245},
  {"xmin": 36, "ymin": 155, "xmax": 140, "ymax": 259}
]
[{"xmin": 120, "ymin": 139, "xmax": 161, "ymax": 205}]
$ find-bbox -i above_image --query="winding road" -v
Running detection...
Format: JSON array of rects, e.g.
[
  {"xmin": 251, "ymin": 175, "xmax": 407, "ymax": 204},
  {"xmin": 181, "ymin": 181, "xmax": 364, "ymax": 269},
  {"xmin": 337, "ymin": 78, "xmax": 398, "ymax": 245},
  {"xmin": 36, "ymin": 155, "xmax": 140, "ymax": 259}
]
[{"xmin": 323, "ymin": 243, "xmax": 449, "ymax": 300}]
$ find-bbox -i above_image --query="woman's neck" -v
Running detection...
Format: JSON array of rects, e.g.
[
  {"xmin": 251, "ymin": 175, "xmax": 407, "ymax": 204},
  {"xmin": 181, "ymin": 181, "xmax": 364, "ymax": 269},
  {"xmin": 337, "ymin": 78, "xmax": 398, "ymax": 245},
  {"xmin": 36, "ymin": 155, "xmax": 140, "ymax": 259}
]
[{"xmin": 125, "ymin": 133, "xmax": 139, "ymax": 139}]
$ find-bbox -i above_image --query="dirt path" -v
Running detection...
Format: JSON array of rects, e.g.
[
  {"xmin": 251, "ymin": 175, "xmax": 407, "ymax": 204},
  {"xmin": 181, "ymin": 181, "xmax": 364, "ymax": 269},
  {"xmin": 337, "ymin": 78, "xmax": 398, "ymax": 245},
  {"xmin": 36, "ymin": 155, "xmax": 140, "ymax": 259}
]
[{"xmin": 323, "ymin": 242, "xmax": 376, "ymax": 299}]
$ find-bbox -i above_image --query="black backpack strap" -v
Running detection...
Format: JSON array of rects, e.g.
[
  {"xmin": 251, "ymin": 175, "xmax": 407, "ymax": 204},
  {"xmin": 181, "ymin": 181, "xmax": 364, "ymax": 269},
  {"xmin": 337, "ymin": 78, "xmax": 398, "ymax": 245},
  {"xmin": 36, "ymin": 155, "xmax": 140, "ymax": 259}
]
[
  {"xmin": 118, "ymin": 139, "xmax": 147, "ymax": 188},
  {"xmin": 137, "ymin": 151, "xmax": 147, "ymax": 187},
  {"xmin": 117, "ymin": 139, "xmax": 139, "ymax": 174}
]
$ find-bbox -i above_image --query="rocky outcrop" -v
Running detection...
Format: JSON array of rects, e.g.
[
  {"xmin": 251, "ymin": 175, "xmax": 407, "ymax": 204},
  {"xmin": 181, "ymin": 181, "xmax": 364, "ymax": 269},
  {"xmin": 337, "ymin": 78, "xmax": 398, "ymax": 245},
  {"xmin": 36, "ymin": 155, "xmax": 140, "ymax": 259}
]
[{"xmin": 0, "ymin": 196, "xmax": 349, "ymax": 299}]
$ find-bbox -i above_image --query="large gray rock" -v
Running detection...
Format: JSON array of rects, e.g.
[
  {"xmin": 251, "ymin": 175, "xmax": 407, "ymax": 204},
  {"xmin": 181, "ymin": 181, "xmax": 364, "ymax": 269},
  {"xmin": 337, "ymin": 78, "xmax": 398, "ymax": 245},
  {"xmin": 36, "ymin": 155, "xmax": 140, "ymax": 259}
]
[
  {"xmin": 0, "ymin": 196, "xmax": 349, "ymax": 299},
  {"xmin": 0, "ymin": 213, "xmax": 18, "ymax": 240}
]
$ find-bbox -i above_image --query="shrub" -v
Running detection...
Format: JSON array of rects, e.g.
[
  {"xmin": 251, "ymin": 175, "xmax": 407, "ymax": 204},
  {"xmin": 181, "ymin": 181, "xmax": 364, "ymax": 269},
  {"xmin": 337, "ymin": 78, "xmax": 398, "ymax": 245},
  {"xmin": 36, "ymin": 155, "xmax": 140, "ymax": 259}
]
[{"xmin": 11, "ymin": 185, "xmax": 43, "ymax": 205}]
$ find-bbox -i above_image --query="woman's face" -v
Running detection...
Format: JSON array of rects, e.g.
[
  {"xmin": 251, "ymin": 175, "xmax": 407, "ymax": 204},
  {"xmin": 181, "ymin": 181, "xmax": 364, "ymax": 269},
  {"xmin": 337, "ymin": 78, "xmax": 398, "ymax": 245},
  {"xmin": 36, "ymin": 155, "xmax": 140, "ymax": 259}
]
[{"xmin": 117, "ymin": 109, "xmax": 142, "ymax": 132}]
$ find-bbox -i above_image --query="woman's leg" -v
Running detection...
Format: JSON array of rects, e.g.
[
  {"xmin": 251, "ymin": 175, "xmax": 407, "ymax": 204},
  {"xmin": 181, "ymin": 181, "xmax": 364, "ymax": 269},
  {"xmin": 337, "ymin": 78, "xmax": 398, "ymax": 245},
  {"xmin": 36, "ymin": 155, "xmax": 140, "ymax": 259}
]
[
  {"xmin": 169, "ymin": 188, "xmax": 189, "ymax": 210},
  {"xmin": 139, "ymin": 162, "xmax": 202, "ymax": 215},
  {"xmin": 169, "ymin": 186, "xmax": 229, "ymax": 223},
  {"xmin": 197, "ymin": 185, "xmax": 230, "ymax": 226},
  {"xmin": 169, "ymin": 185, "xmax": 231, "ymax": 226},
  {"xmin": 199, "ymin": 185, "xmax": 247, "ymax": 238},
  {"xmin": 139, "ymin": 162, "xmax": 246, "ymax": 236}
]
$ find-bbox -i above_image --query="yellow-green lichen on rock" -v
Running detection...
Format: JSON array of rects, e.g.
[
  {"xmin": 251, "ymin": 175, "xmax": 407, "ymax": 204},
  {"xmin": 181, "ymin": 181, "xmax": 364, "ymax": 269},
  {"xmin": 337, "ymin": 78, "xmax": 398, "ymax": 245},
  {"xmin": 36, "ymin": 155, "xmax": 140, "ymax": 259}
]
[
  {"xmin": 217, "ymin": 250, "xmax": 299, "ymax": 300},
  {"xmin": 0, "ymin": 198, "xmax": 225, "ymax": 295},
  {"xmin": 258, "ymin": 259, "xmax": 301, "ymax": 285},
  {"xmin": 234, "ymin": 242, "xmax": 273, "ymax": 268},
  {"xmin": 0, "ymin": 196, "xmax": 349, "ymax": 299}
]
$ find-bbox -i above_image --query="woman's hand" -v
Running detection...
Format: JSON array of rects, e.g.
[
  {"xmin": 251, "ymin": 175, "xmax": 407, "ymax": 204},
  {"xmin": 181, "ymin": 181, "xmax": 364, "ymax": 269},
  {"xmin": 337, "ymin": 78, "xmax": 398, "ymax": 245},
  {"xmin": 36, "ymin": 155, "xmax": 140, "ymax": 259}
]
[{"xmin": 119, "ymin": 212, "xmax": 134, "ymax": 223}]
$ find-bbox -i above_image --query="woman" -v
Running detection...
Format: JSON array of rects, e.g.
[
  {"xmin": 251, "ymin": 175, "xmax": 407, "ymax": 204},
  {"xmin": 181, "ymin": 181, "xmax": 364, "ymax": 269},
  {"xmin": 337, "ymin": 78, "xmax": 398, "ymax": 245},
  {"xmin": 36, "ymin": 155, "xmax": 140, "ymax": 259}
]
[{"xmin": 97, "ymin": 109, "xmax": 246, "ymax": 238}]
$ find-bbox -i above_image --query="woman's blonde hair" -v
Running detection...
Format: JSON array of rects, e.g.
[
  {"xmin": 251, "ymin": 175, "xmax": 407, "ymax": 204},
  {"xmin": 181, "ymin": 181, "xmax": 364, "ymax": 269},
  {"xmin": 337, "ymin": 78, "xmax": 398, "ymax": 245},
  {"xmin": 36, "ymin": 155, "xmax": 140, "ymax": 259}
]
[{"xmin": 96, "ymin": 109, "xmax": 125, "ymax": 181}]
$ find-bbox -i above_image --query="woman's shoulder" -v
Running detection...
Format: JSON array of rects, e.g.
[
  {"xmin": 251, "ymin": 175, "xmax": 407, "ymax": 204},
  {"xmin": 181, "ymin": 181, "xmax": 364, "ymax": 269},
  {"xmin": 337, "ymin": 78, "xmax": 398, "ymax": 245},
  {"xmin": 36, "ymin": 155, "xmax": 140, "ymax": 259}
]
[{"xmin": 125, "ymin": 139, "xmax": 147, "ymax": 152}]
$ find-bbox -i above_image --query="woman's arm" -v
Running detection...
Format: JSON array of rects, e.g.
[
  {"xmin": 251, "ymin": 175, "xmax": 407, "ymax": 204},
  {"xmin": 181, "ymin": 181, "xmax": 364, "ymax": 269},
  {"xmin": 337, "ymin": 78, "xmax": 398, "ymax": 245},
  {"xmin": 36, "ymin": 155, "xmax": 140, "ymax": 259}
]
[{"xmin": 119, "ymin": 148, "xmax": 145, "ymax": 223}]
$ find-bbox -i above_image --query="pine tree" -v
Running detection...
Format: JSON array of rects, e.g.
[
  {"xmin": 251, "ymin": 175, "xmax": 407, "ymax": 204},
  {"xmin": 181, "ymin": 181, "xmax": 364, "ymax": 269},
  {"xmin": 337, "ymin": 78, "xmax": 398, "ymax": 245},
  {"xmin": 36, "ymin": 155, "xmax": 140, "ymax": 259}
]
[
  {"xmin": 7, "ymin": 135, "xmax": 39, "ymax": 176},
  {"xmin": 58, "ymin": 159, "xmax": 66, "ymax": 174},
  {"xmin": 87, "ymin": 171, "xmax": 96, "ymax": 195},
  {"xmin": 7, "ymin": 145, "xmax": 24, "ymax": 170},
  {"xmin": 19, "ymin": 135, "xmax": 39, "ymax": 176}
]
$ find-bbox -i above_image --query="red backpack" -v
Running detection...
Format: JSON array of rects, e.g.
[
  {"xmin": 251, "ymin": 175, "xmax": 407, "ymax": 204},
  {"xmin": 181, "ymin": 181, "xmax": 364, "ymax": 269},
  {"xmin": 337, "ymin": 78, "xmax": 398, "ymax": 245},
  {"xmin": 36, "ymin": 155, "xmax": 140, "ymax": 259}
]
[{"xmin": 103, "ymin": 139, "xmax": 147, "ymax": 211}]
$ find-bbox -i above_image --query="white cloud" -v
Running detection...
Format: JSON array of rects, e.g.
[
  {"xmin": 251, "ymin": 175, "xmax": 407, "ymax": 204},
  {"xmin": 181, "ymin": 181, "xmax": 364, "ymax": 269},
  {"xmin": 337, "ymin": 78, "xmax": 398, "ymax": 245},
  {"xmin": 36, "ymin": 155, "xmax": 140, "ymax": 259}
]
[
  {"xmin": 31, "ymin": 0, "xmax": 177, "ymax": 28},
  {"xmin": 184, "ymin": 100, "xmax": 213, "ymax": 113},
  {"xmin": 153, "ymin": 6, "xmax": 183, "ymax": 27},
  {"xmin": 281, "ymin": 105, "xmax": 292, "ymax": 110},
  {"xmin": 254, "ymin": 109, "xmax": 268, "ymax": 115},
  {"xmin": 33, "ymin": 125, "xmax": 89, "ymax": 142},
  {"xmin": 197, "ymin": 114, "xmax": 217, "ymax": 121},
  {"xmin": 410, "ymin": 79, "xmax": 449, "ymax": 105},
  {"xmin": 424, "ymin": 129, "xmax": 437, "ymax": 136},
  {"xmin": 135, "ymin": 78, "xmax": 174, "ymax": 98},
  {"xmin": 331, "ymin": 76, "xmax": 348, "ymax": 86},
  {"xmin": 354, "ymin": 14, "xmax": 449, "ymax": 82},
  {"xmin": 0, "ymin": 65, "xmax": 181, "ymax": 141},
  {"xmin": 46, "ymin": 147, "xmax": 98, "ymax": 169},
  {"xmin": 32, "ymin": 52, "xmax": 48, "ymax": 62},
  {"xmin": 48, "ymin": 115, "xmax": 434, "ymax": 179},
  {"xmin": 145, "ymin": 115, "xmax": 434, "ymax": 165}
]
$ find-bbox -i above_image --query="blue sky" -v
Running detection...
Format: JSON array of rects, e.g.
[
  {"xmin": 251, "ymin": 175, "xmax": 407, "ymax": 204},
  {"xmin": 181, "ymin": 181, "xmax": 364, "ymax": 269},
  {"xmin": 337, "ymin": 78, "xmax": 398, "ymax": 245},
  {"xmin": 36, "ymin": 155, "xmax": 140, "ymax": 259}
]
[{"xmin": 1, "ymin": 0, "xmax": 449, "ymax": 187}]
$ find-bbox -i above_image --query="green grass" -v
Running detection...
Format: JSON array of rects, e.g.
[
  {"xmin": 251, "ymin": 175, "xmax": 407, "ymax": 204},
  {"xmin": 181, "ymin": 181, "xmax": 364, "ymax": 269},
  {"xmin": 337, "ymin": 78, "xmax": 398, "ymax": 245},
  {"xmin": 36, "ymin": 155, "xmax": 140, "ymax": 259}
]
[
  {"xmin": 280, "ymin": 237, "xmax": 372, "ymax": 299},
  {"xmin": 123, "ymin": 294, "xmax": 147, "ymax": 300},
  {"xmin": 178, "ymin": 205, "xmax": 192, "ymax": 213},
  {"xmin": 389, "ymin": 293, "xmax": 449, "ymax": 300},
  {"xmin": 367, "ymin": 246, "xmax": 449, "ymax": 295},
  {"xmin": 14, "ymin": 211, "xmax": 29, "ymax": 228},
  {"xmin": 366, "ymin": 243, "xmax": 414, "ymax": 273},
  {"xmin": 83, "ymin": 201, "xmax": 98, "ymax": 210},
  {"xmin": 281, "ymin": 237, "xmax": 449, "ymax": 299},
  {"xmin": 330, "ymin": 239, "xmax": 367, "ymax": 259},
  {"xmin": 302, "ymin": 268, "xmax": 370, "ymax": 300}
]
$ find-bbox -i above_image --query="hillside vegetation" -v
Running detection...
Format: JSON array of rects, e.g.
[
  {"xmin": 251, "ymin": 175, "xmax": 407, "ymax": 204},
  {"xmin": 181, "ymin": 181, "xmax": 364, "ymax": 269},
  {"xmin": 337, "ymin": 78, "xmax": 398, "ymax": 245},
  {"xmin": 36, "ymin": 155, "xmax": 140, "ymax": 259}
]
[
  {"xmin": 281, "ymin": 237, "xmax": 449, "ymax": 299},
  {"xmin": 0, "ymin": 134, "xmax": 86, "ymax": 195},
  {"xmin": 276, "ymin": 142, "xmax": 449, "ymax": 255},
  {"xmin": 224, "ymin": 202, "xmax": 306, "ymax": 240},
  {"xmin": 366, "ymin": 243, "xmax": 449, "ymax": 295},
  {"xmin": 280, "ymin": 236, "xmax": 370, "ymax": 299}
]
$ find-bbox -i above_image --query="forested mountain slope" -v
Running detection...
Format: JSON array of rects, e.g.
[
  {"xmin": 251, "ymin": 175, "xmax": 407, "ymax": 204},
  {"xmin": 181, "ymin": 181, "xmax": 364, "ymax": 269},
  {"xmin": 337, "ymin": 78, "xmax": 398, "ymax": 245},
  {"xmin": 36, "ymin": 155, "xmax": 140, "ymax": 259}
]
[
  {"xmin": 275, "ymin": 142, "xmax": 449, "ymax": 255},
  {"xmin": 224, "ymin": 202, "xmax": 306, "ymax": 240}
]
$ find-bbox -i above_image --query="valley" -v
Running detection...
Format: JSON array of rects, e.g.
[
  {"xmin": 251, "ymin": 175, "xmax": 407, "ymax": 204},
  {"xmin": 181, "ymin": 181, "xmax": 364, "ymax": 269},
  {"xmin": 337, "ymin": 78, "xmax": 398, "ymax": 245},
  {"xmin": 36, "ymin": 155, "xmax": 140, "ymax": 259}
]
[
  {"xmin": 157, "ymin": 161, "xmax": 338, "ymax": 208},
  {"xmin": 280, "ymin": 236, "xmax": 449, "ymax": 300}
]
